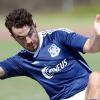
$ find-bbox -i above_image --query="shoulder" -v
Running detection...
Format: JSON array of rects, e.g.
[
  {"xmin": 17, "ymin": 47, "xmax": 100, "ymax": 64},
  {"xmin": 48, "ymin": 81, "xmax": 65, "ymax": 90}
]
[
  {"xmin": 39, "ymin": 28, "xmax": 75, "ymax": 45},
  {"xmin": 40, "ymin": 28, "xmax": 73, "ymax": 37},
  {"xmin": 18, "ymin": 49, "xmax": 34, "ymax": 58}
]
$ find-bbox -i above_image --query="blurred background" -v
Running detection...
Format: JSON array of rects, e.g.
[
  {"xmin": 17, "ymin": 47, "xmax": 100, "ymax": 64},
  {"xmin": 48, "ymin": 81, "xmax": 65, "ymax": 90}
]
[{"xmin": 0, "ymin": 0, "xmax": 100, "ymax": 100}]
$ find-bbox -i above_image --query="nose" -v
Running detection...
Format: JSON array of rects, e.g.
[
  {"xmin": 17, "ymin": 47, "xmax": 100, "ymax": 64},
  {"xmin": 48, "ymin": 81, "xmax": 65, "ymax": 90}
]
[{"xmin": 26, "ymin": 36, "xmax": 32, "ymax": 44}]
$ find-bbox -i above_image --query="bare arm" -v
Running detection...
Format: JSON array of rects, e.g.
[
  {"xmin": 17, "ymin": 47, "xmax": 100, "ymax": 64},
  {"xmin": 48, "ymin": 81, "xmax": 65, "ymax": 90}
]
[
  {"xmin": 83, "ymin": 14, "xmax": 100, "ymax": 53},
  {"xmin": 0, "ymin": 67, "xmax": 5, "ymax": 78}
]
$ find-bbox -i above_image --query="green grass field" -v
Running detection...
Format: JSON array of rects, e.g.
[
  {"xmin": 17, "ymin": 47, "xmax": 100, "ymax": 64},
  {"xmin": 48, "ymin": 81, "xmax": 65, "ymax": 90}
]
[{"xmin": 0, "ymin": 7, "xmax": 100, "ymax": 100}]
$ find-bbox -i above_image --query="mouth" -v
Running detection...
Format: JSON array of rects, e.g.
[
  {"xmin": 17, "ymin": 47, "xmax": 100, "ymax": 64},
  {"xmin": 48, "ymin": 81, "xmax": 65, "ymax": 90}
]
[{"xmin": 26, "ymin": 44, "xmax": 38, "ymax": 52}]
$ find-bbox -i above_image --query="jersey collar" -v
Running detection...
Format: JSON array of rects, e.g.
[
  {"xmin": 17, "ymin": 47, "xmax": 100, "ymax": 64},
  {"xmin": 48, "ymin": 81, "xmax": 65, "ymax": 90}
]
[{"xmin": 34, "ymin": 32, "xmax": 43, "ymax": 57}]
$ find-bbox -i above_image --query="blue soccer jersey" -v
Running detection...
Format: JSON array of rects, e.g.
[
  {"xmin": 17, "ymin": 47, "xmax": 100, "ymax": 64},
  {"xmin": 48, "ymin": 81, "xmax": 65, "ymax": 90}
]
[{"xmin": 0, "ymin": 28, "xmax": 92, "ymax": 100}]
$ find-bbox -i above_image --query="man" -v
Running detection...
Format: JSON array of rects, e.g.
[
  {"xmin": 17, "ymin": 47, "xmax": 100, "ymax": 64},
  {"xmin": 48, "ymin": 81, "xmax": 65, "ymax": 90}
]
[{"xmin": 0, "ymin": 8, "xmax": 100, "ymax": 100}]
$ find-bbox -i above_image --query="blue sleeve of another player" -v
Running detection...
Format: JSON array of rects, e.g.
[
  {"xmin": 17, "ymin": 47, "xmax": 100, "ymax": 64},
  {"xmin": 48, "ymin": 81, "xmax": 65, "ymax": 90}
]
[
  {"xmin": 57, "ymin": 30, "xmax": 88, "ymax": 52},
  {"xmin": 0, "ymin": 56, "xmax": 26, "ymax": 79}
]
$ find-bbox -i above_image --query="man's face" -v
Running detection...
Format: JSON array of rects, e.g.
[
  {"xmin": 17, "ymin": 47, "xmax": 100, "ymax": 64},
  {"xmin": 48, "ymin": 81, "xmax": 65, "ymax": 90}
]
[{"xmin": 12, "ymin": 25, "xmax": 39, "ymax": 52}]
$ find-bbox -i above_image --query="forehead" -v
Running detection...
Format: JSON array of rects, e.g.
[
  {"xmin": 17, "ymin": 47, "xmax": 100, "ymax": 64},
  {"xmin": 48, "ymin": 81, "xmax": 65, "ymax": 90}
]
[{"xmin": 12, "ymin": 26, "xmax": 30, "ymax": 37}]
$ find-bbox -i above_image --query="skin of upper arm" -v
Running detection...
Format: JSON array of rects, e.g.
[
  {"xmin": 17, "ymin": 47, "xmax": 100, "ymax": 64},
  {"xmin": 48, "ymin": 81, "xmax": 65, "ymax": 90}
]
[
  {"xmin": 83, "ymin": 39, "xmax": 90, "ymax": 53},
  {"xmin": 83, "ymin": 38, "xmax": 99, "ymax": 53},
  {"xmin": 0, "ymin": 66, "xmax": 5, "ymax": 78}
]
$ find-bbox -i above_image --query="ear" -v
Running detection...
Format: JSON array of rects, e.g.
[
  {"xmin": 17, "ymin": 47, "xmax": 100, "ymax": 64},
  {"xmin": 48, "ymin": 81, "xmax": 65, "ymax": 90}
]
[
  {"xmin": 10, "ymin": 32, "xmax": 14, "ymax": 37},
  {"xmin": 10, "ymin": 34, "xmax": 15, "ymax": 39}
]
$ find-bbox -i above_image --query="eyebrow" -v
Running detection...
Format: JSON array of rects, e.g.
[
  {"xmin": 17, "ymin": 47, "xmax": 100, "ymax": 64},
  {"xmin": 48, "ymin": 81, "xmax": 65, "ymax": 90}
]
[
  {"xmin": 14, "ymin": 32, "xmax": 27, "ymax": 39},
  {"xmin": 14, "ymin": 29, "xmax": 29, "ymax": 38},
  {"xmin": 14, "ymin": 26, "xmax": 34, "ymax": 38},
  {"xmin": 28, "ymin": 26, "xmax": 34, "ymax": 35},
  {"xmin": 28, "ymin": 26, "xmax": 32, "ymax": 34}
]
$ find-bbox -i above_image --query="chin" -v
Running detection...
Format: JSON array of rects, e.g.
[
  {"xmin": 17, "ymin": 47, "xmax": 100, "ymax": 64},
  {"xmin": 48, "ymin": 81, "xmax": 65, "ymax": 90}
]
[
  {"xmin": 27, "ymin": 47, "xmax": 37, "ymax": 52},
  {"xmin": 28, "ymin": 48, "xmax": 34, "ymax": 52},
  {"xmin": 25, "ymin": 45, "xmax": 38, "ymax": 52}
]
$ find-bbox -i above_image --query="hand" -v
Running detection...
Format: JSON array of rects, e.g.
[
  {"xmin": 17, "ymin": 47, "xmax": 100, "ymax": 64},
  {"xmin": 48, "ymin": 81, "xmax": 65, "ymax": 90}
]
[{"xmin": 94, "ymin": 14, "xmax": 100, "ymax": 35}]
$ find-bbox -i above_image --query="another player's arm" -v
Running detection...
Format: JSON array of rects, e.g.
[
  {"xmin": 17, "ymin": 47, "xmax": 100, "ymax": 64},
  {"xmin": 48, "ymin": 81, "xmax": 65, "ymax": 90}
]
[
  {"xmin": 0, "ymin": 66, "xmax": 5, "ymax": 78},
  {"xmin": 83, "ymin": 14, "xmax": 100, "ymax": 53}
]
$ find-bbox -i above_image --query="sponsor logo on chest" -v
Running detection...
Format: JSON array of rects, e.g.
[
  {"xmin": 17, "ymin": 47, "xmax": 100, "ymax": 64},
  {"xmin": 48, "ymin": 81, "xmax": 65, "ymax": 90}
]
[{"xmin": 41, "ymin": 59, "xmax": 68, "ymax": 79}]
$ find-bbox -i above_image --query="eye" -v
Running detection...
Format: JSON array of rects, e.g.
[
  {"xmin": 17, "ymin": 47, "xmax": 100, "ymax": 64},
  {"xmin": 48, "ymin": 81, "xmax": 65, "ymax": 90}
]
[
  {"xmin": 28, "ymin": 27, "xmax": 34, "ymax": 37},
  {"xmin": 28, "ymin": 31, "xmax": 33, "ymax": 37},
  {"xmin": 19, "ymin": 37, "xmax": 25, "ymax": 40},
  {"xmin": 16, "ymin": 36, "xmax": 25, "ymax": 40}
]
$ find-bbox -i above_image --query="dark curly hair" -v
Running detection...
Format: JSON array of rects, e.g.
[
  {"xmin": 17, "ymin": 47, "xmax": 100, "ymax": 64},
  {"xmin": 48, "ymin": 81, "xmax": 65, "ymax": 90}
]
[{"xmin": 5, "ymin": 8, "xmax": 35, "ymax": 34}]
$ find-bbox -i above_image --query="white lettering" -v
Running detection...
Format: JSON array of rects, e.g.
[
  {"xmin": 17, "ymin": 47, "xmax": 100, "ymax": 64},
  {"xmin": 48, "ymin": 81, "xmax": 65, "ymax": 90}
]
[{"xmin": 41, "ymin": 59, "xmax": 68, "ymax": 79}]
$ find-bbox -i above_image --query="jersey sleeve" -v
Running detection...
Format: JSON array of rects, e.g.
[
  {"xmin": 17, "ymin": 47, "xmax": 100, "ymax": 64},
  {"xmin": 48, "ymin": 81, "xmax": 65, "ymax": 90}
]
[
  {"xmin": 57, "ymin": 30, "xmax": 88, "ymax": 52},
  {"xmin": 0, "ymin": 55, "xmax": 26, "ymax": 79}
]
